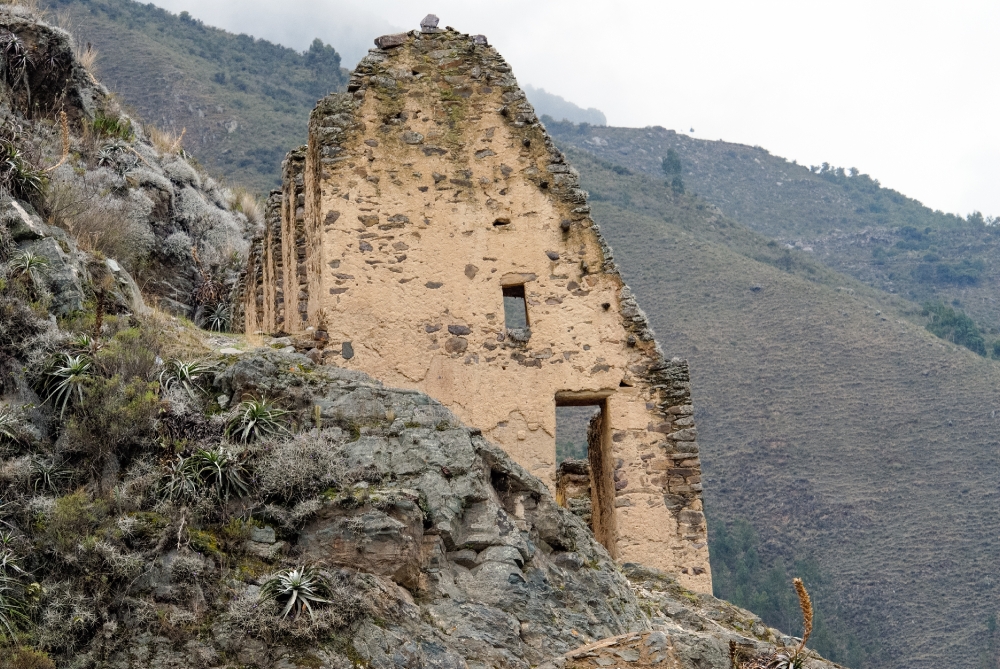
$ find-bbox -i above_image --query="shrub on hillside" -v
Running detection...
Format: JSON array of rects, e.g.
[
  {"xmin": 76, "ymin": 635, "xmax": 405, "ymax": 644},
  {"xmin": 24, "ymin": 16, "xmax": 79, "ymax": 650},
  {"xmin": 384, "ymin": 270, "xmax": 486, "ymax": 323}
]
[
  {"xmin": 46, "ymin": 172, "xmax": 156, "ymax": 272},
  {"xmin": 923, "ymin": 301, "xmax": 988, "ymax": 356},
  {"xmin": 256, "ymin": 429, "xmax": 344, "ymax": 502},
  {"xmin": 0, "ymin": 647, "xmax": 56, "ymax": 669},
  {"xmin": 62, "ymin": 376, "xmax": 160, "ymax": 473}
]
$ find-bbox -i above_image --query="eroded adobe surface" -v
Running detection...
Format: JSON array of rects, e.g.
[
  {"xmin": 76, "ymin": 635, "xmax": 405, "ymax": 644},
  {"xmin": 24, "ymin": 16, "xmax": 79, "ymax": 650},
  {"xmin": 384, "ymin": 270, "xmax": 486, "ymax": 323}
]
[{"xmin": 243, "ymin": 27, "xmax": 711, "ymax": 591}]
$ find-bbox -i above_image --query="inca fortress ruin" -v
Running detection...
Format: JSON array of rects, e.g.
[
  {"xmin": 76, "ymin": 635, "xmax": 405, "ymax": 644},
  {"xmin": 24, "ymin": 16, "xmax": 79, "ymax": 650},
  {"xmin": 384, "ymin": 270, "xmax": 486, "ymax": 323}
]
[{"xmin": 239, "ymin": 21, "xmax": 712, "ymax": 592}]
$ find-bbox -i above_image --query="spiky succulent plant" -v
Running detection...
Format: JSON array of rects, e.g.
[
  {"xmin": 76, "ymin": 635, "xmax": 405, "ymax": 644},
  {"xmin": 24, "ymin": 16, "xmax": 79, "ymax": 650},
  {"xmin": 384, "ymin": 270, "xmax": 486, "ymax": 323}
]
[
  {"xmin": 225, "ymin": 396, "xmax": 290, "ymax": 443},
  {"xmin": 259, "ymin": 566, "xmax": 332, "ymax": 619}
]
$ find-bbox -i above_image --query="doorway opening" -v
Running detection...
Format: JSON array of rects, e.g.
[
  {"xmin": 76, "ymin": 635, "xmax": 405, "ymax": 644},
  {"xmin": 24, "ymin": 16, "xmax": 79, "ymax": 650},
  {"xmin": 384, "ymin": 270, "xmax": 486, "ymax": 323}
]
[{"xmin": 554, "ymin": 392, "xmax": 617, "ymax": 557}]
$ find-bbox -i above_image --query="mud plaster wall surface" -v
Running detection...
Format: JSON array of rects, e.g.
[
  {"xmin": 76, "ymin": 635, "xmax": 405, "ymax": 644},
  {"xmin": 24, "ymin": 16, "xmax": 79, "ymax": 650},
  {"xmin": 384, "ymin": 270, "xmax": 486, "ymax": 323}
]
[{"xmin": 248, "ymin": 29, "xmax": 711, "ymax": 592}]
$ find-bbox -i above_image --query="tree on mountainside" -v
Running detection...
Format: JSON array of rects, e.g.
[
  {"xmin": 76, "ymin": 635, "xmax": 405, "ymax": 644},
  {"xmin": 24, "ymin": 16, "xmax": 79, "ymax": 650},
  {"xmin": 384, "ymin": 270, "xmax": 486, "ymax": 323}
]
[
  {"xmin": 662, "ymin": 148, "xmax": 682, "ymax": 176},
  {"xmin": 708, "ymin": 517, "xmax": 867, "ymax": 667},
  {"xmin": 923, "ymin": 301, "xmax": 989, "ymax": 356},
  {"xmin": 305, "ymin": 38, "xmax": 343, "ymax": 98}
]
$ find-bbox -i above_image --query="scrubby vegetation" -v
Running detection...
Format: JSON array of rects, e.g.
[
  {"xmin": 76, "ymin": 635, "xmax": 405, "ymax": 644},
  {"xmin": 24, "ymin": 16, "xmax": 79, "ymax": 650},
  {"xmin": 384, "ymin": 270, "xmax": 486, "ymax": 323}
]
[
  {"xmin": 709, "ymin": 517, "xmax": 868, "ymax": 667},
  {"xmin": 921, "ymin": 300, "xmax": 998, "ymax": 357},
  {"xmin": 38, "ymin": 0, "xmax": 349, "ymax": 191},
  {"xmin": 0, "ymin": 7, "xmax": 358, "ymax": 661},
  {"xmin": 0, "ymin": 273, "xmax": 388, "ymax": 662}
]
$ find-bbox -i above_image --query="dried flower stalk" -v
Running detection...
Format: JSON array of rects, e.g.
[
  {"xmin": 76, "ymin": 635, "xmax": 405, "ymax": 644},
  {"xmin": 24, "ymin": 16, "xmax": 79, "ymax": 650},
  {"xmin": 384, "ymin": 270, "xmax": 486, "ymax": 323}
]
[{"xmin": 793, "ymin": 577, "xmax": 813, "ymax": 655}]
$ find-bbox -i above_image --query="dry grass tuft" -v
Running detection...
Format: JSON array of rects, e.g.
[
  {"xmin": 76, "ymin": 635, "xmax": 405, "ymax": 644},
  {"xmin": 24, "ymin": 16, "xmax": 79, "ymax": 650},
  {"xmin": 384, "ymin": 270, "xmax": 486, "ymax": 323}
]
[
  {"xmin": 44, "ymin": 111, "xmax": 69, "ymax": 172},
  {"xmin": 46, "ymin": 175, "xmax": 153, "ymax": 269},
  {"xmin": 147, "ymin": 125, "xmax": 184, "ymax": 155},
  {"xmin": 243, "ymin": 329, "xmax": 266, "ymax": 349},
  {"xmin": 227, "ymin": 186, "xmax": 263, "ymax": 228},
  {"xmin": 75, "ymin": 43, "xmax": 97, "ymax": 72},
  {"xmin": 0, "ymin": 0, "xmax": 45, "ymax": 17}
]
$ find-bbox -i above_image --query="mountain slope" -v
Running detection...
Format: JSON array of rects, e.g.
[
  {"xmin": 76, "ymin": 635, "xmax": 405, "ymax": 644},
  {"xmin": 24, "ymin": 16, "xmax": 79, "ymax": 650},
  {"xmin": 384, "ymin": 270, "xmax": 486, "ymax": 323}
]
[
  {"xmin": 547, "ymin": 120, "xmax": 1000, "ymax": 336},
  {"xmin": 567, "ymin": 150, "xmax": 1000, "ymax": 668},
  {"xmin": 43, "ymin": 2, "xmax": 1000, "ymax": 665},
  {"xmin": 40, "ymin": 0, "xmax": 349, "ymax": 192},
  {"xmin": 0, "ymin": 9, "xmax": 852, "ymax": 669}
]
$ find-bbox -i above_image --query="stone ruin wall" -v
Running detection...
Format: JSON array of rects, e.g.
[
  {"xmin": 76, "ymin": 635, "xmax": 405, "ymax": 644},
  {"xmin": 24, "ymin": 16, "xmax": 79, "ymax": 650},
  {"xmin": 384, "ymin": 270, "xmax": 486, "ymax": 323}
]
[{"xmin": 242, "ymin": 26, "xmax": 711, "ymax": 592}]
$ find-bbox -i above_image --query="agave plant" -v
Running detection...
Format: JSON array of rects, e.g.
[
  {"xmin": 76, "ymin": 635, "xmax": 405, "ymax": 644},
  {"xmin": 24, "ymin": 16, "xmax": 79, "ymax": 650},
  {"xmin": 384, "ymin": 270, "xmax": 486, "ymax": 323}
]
[
  {"xmin": 204, "ymin": 303, "xmax": 230, "ymax": 332},
  {"xmin": 68, "ymin": 333, "xmax": 101, "ymax": 356},
  {"xmin": 0, "ymin": 499, "xmax": 14, "ymax": 530},
  {"xmin": 6, "ymin": 250, "xmax": 49, "ymax": 289},
  {"xmin": 225, "ymin": 397, "xmax": 290, "ymax": 443},
  {"xmin": 29, "ymin": 455, "xmax": 72, "ymax": 493},
  {"xmin": 0, "ymin": 530, "xmax": 27, "ymax": 643},
  {"xmin": 43, "ymin": 353, "xmax": 91, "ymax": 418},
  {"xmin": 0, "ymin": 569, "xmax": 27, "ymax": 643},
  {"xmin": 0, "ymin": 406, "xmax": 21, "ymax": 446},
  {"xmin": 0, "ymin": 532, "xmax": 24, "ymax": 577},
  {"xmin": 259, "ymin": 566, "xmax": 332, "ymax": 619},
  {"xmin": 160, "ymin": 455, "xmax": 199, "ymax": 501},
  {"xmin": 766, "ymin": 652, "xmax": 804, "ymax": 669},
  {"xmin": 0, "ymin": 140, "xmax": 43, "ymax": 202},
  {"xmin": 96, "ymin": 140, "xmax": 137, "ymax": 176},
  {"xmin": 188, "ymin": 447, "xmax": 250, "ymax": 500},
  {"xmin": 0, "ymin": 30, "xmax": 32, "ymax": 107},
  {"xmin": 159, "ymin": 359, "xmax": 214, "ymax": 399}
]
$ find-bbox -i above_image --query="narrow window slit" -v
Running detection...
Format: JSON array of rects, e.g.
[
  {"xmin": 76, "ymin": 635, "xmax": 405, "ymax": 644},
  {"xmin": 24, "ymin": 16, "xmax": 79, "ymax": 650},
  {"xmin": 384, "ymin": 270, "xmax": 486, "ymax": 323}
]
[{"xmin": 502, "ymin": 284, "xmax": 528, "ymax": 329}]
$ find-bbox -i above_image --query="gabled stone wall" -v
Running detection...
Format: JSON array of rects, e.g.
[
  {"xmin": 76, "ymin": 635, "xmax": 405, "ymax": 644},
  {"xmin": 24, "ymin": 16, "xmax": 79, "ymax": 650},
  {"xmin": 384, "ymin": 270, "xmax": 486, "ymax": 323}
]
[{"xmin": 244, "ymin": 25, "xmax": 711, "ymax": 591}]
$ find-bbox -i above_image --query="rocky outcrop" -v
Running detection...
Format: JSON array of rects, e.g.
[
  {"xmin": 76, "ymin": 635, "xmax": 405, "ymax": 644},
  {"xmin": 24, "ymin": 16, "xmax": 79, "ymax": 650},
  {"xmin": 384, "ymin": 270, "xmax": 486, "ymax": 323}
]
[
  {"xmin": 212, "ymin": 351, "xmax": 648, "ymax": 666},
  {"xmin": 1, "ymin": 197, "xmax": 146, "ymax": 316},
  {"xmin": 0, "ymin": 7, "xmax": 254, "ymax": 321},
  {"xmin": 206, "ymin": 352, "xmax": 837, "ymax": 669}
]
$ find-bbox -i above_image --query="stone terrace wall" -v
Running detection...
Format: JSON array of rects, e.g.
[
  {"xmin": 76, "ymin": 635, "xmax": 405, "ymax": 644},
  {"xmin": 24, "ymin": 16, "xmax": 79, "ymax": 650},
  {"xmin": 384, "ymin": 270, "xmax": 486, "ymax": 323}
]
[{"xmin": 246, "ymin": 25, "xmax": 711, "ymax": 591}]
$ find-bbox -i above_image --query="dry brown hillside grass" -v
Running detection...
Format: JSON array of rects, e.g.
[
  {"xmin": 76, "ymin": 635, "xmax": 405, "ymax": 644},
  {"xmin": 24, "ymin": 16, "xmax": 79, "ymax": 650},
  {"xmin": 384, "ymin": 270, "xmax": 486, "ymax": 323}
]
[{"xmin": 572, "ymin": 151, "xmax": 1000, "ymax": 669}]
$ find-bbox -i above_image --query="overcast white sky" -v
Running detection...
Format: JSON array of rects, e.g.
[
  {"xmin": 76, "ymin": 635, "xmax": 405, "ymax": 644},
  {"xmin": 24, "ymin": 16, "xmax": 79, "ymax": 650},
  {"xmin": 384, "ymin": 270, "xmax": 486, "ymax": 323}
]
[{"xmin": 149, "ymin": 0, "xmax": 1000, "ymax": 218}]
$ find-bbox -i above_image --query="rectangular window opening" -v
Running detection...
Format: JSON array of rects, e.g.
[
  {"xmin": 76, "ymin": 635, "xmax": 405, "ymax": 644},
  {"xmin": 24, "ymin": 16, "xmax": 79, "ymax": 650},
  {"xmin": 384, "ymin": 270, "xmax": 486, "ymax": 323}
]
[
  {"xmin": 502, "ymin": 284, "xmax": 528, "ymax": 329},
  {"xmin": 554, "ymin": 397, "xmax": 617, "ymax": 557}
]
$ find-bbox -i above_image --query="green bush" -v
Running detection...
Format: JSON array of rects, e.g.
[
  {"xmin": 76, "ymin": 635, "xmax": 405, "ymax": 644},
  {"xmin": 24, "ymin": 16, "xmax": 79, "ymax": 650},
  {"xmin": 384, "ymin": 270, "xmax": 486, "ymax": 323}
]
[
  {"xmin": 39, "ymin": 491, "xmax": 107, "ymax": 557},
  {"xmin": 709, "ymin": 517, "xmax": 868, "ymax": 666},
  {"xmin": 92, "ymin": 328, "xmax": 161, "ymax": 381},
  {"xmin": 91, "ymin": 113, "xmax": 134, "ymax": 141},
  {"xmin": 64, "ymin": 376, "xmax": 160, "ymax": 468},
  {"xmin": 923, "ymin": 301, "xmax": 988, "ymax": 356},
  {"xmin": 661, "ymin": 148, "xmax": 682, "ymax": 176},
  {"xmin": 0, "ymin": 647, "xmax": 56, "ymax": 669}
]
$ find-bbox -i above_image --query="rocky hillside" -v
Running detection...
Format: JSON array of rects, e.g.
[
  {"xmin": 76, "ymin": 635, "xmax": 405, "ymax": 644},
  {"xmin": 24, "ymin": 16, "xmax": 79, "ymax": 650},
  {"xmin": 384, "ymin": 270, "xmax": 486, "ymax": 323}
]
[
  {"xmin": 0, "ymin": 3, "xmax": 259, "ymax": 324},
  {"xmin": 32, "ymin": 3, "xmax": 1000, "ymax": 667},
  {"xmin": 561, "ymin": 149, "xmax": 1000, "ymax": 669},
  {"xmin": 39, "ymin": 0, "xmax": 349, "ymax": 192},
  {"xmin": 545, "ymin": 119, "xmax": 1000, "ymax": 337},
  {"xmin": 0, "ymin": 6, "xmax": 845, "ymax": 669}
]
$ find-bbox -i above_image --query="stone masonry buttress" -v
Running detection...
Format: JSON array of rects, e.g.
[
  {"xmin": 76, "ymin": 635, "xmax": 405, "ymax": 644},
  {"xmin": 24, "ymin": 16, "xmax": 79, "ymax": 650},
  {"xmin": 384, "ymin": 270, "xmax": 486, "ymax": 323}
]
[{"xmin": 241, "ymin": 26, "xmax": 712, "ymax": 592}]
